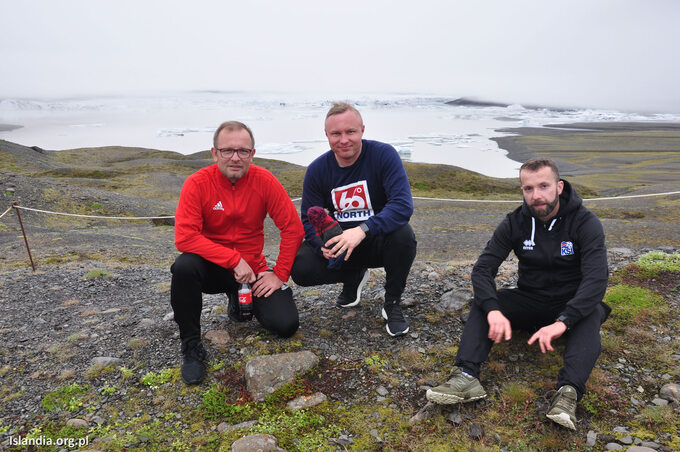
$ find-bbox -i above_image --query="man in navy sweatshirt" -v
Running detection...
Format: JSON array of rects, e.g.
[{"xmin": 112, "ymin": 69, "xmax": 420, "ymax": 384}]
[
  {"xmin": 291, "ymin": 102, "xmax": 417, "ymax": 337},
  {"xmin": 426, "ymin": 157, "xmax": 610, "ymax": 431}
]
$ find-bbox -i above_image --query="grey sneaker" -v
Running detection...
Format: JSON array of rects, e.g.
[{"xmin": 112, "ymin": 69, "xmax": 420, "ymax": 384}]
[
  {"xmin": 336, "ymin": 268, "xmax": 369, "ymax": 308},
  {"xmin": 546, "ymin": 385, "xmax": 578, "ymax": 430},
  {"xmin": 425, "ymin": 367, "xmax": 487, "ymax": 404}
]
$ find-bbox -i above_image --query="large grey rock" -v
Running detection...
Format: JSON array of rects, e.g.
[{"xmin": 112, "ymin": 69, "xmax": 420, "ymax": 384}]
[
  {"xmin": 66, "ymin": 418, "xmax": 88, "ymax": 428},
  {"xmin": 231, "ymin": 434, "xmax": 284, "ymax": 452},
  {"xmin": 437, "ymin": 289, "xmax": 472, "ymax": 313},
  {"xmin": 659, "ymin": 382, "xmax": 679, "ymax": 401},
  {"xmin": 245, "ymin": 351, "xmax": 319, "ymax": 399},
  {"xmin": 624, "ymin": 447, "xmax": 657, "ymax": 452}
]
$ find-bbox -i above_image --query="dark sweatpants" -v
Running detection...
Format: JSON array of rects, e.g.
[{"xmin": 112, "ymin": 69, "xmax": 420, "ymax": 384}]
[
  {"xmin": 290, "ymin": 223, "xmax": 417, "ymax": 303},
  {"xmin": 170, "ymin": 253, "xmax": 299, "ymax": 346},
  {"xmin": 454, "ymin": 288, "xmax": 610, "ymax": 400}
]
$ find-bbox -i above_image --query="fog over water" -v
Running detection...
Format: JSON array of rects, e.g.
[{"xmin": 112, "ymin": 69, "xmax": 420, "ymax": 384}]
[
  {"xmin": 1, "ymin": 1, "xmax": 679, "ymax": 177},
  {"xmin": 1, "ymin": 1, "xmax": 679, "ymax": 113},
  {"xmin": 2, "ymin": 92, "xmax": 679, "ymax": 178}
]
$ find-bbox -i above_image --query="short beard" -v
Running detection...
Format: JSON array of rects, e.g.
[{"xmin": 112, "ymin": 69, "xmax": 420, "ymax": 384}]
[{"xmin": 528, "ymin": 197, "xmax": 559, "ymax": 220}]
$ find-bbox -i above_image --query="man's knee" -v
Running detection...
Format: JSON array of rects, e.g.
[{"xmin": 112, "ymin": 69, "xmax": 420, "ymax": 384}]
[
  {"xmin": 171, "ymin": 253, "xmax": 204, "ymax": 279},
  {"xmin": 290, "ymin": 243, "xmax": 320, "ymax": 286},
  {"xmin": 273, "ymin": 317, "xmax": 299, "ymax": 338},
  {"xmin": 385, "ymin": 224, "xmax": 417, "ymax": 250}
]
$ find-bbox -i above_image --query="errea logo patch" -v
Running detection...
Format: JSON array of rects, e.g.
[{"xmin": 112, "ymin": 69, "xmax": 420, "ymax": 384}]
[{"xmin": 561, "ymin": 241, "xmax": 574, "ymax": 256}]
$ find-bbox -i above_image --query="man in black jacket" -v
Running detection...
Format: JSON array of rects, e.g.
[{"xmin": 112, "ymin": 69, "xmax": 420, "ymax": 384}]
[{"xmin": 426, "ymin": 158, "xmax": 611, "ymax": 431}]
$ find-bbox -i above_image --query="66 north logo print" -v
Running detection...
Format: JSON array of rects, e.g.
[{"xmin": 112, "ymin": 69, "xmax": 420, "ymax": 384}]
[{"xmin": 331, "ymin": 180, "xmax": 374, "ymax": 222}]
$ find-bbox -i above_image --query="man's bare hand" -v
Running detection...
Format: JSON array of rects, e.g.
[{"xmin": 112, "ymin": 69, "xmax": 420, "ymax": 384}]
[
  {"xmin": 321, "ymin": 246, "xmax": 334, "ymax": 260},
  {"xmin": 325, "ymin": 226, "xmax": 366, "ymax": 260},
  {"xmin": 487, "ymin": 310, "xmax": 512, "ymax": 343},
  {"xmin": 252, "ymin": 271, "xmax": 284, "ymax": 298},
  {"xmin": 528, "ymin": 321, "xmax": 567, "ymax": 353},
  {"xmin": 233, "ymin": 258, "xmax": 256, "ymax": 284}
]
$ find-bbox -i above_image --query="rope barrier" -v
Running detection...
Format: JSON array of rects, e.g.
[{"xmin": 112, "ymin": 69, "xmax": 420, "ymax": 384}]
[
  {"xmin": 0, "ymin": 205, "xmax": 13, "ymax": 219},
  {"xmin": 415, "ymin": 190, "xmax": 680, "ymax": 203},
  {"xmin": 0, "ymin": 189, "xmax": 678, "ymax": 223},
  {"xmin": 9, "ymin": 205, "xmax": 175, "ymax": 220},
  {"xmin": 414, "ymin": 196, "xmax": 518, "ymax": 203},
  {"xmin": 581, "ymin": 191, "xmax": 680, "ymax": 201},
  {"xmin": 1, "ymin": 187, "xmax": 677, "ymax": 273}
]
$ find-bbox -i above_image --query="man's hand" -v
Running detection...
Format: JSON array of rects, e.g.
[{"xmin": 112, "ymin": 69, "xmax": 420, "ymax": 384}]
[
  {"xmin": 252, "ymin": 271, "xmax": 284, "ymax": 298},
  {"xmin": 487, "ymin": 310, "xmax": 512, "ymax": 343},
  {"xmin": 324, "ymin": 226, "xmax": 366, "ymax": 260},
  {"xmin": 233, "ymin": 258, "xmax": 256, "ymax": 284},
  {"xmin": 321, "ymin": 246, "xmax": 334, "ymax": 260},
  {"xmin": 528, "ymin": 321, "xmax": 567, "ymax": 353}
]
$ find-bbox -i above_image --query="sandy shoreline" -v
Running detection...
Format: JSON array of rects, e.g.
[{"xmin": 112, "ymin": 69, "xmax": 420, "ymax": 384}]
[{"xmin": 489, "ymin": 121, "xmax": 680, "ymax": 198}]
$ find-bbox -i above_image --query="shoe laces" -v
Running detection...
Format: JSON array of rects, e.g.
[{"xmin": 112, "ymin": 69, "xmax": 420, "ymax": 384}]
[{"xmin": 551, "ymin": 387, "xmax": 576, "ymax": 412}]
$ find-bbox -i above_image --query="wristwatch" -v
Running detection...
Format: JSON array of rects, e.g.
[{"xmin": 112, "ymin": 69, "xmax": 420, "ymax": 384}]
[
  {"xmin": 556, "ymin": 314, "xmax": 571, "ymax": 330},
  {"xmin": 359, "ymin": 222, "xmax": 370, "ymax": 235}
]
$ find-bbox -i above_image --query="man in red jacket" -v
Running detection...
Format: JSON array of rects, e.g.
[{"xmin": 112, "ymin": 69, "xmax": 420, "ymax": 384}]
[{"xmin": 171, "ymin": 121, "xmax": 304, "ymax": 384}]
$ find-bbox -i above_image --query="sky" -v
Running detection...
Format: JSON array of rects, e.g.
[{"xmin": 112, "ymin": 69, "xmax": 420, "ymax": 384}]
[{"xmin": 1, "ymin": 0, "xmax": 679, "ymax": 112}]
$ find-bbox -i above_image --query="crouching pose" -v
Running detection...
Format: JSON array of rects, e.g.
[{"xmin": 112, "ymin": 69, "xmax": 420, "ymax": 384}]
[
  {"xmin": 426, "ymin": 158, "xmax": 610, "ymax": 431},
  {"xmin": 291, "ymin": 102, "xmax": 417, "ymax": 337},
  {"xmin": 171, "ymin": 121, "xmax": 303, "ymax": 384}
]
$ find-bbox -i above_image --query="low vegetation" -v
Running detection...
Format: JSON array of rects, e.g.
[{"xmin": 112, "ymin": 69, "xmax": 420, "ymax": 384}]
[{"xmin": 5, "ymin": 253, "xmax": 677, "ymax": 451}]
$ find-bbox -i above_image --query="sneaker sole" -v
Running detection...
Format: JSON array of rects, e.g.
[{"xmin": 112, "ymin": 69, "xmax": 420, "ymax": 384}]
[
  {"xmin": 382, "ymin": 308, "xmax": 409, "ymax": 336},
  {"xmin": 546, "ymin": 412, "xmax": 576, "ymax": 430},
  {"xmin": 385, "ymin": 324, "xmax": 409, "ymax": 337},
  {"xmin": 337, "ymin": 269, "xmax": 369, "ymax": 308},
  {"xmin": 425, "ymin": 389, "xmax": 486, "ymax": 405}
]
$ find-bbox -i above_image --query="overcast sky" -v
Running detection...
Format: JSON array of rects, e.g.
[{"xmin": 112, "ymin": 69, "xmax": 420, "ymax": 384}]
[{"xmin": 1, "ymin": 0, "xmax": 679, "ymax": 112}]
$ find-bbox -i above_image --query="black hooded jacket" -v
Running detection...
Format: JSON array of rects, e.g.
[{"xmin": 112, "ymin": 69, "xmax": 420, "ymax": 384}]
[{"xmin": 471, "ymin": 179, "xmax": 608, "ymax": 327}]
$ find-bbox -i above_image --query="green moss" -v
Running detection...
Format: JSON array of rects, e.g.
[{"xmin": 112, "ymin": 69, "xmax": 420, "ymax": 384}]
[
  {"xmin": 253, "ymin": 409, "xmax": 342, "ymax": 451},
  {"xmin": 603, "ymin": 284, "xmax": 668, "ymax": 332},
  {"xmin": 84, "ymin": 268, "xmax": 112, "ymax": 279},
  {"xmin": 200, "ymin": 383, "xmax": 255, "ymax": 421},
  {"xmin": 637, "ymin": 251, "xmax": 680, "ymax": 275},
  {"xmin": 41, "ymin": 382, "xmax": 89, "ymax": 412},
  {"xmin": 141, "ymin": 368, "xmax": 177, "ymax": 389}
]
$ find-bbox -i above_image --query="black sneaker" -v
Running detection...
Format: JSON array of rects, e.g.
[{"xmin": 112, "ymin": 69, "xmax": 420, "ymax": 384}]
[
  {"xmin": 336, "ymin": 268, "xmax": 369, "ymax": 308},
  {"xmin": 381, "ymin": 301, "xmax": 409, "ymax": 336},
  {"xmin": 181, "ymin": 341, "xmax": 206, "ymax": 385}
]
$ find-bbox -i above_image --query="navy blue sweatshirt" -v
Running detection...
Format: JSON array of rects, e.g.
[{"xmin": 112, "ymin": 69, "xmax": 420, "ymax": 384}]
[
  {"xmin": 301, "ymin": 139, "xmax": 414, "ymax": 253},
  {"xmin": 471, "ymin": 180, "xmax": 608, "ymax": 327}
]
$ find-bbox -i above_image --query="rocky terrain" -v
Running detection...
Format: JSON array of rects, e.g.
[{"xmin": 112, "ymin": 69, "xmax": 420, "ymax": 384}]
[{"xmin": 0, "ymin": 134, "xmax": 679, "ymax": 451}]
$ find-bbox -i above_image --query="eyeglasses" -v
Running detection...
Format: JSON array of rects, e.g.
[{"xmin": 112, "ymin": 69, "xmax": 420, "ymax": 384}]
[{"xmin": 215, "ymin": 148, "xmax": 253, "ymax": 159}]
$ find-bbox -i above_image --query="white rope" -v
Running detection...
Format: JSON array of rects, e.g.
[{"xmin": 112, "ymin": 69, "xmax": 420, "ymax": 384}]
[
  {"xmin": 414, "ymin": 196, "xmax": 519, "ymax": 203},
  {"xmin": 415, "ymin": 190, "xmax": 680, "ymax": 203},
  {"xmin": 2, "ymin": 189, "xmax": 678, "ymax": 221},
  {"xmin": 12, "ymin": 205, "xmax": 174, "ymax": 220},
  {"xmin": 0, "ymin": 205, "xmax": 13, "ymax": 219},
  {"xmin": 582, "ymin": 191, "xmax": 680, "ymax": 201}
]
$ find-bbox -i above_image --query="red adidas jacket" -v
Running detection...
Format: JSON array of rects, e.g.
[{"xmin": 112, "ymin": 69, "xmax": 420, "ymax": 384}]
[{"xmin": 174, "ymin": 164, "xmax": 303, "ymax": 282}]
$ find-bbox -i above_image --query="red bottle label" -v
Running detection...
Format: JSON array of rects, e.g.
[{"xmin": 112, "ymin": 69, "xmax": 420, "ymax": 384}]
[{"xmin": 238, "ymin": 291, "xmax": 252, "ymax": 305}]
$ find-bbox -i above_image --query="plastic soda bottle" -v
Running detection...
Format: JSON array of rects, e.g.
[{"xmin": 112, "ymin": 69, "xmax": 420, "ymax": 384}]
[{"xmin": 238, "ymin": 283, "xmax": 253, "ymax": 321}]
